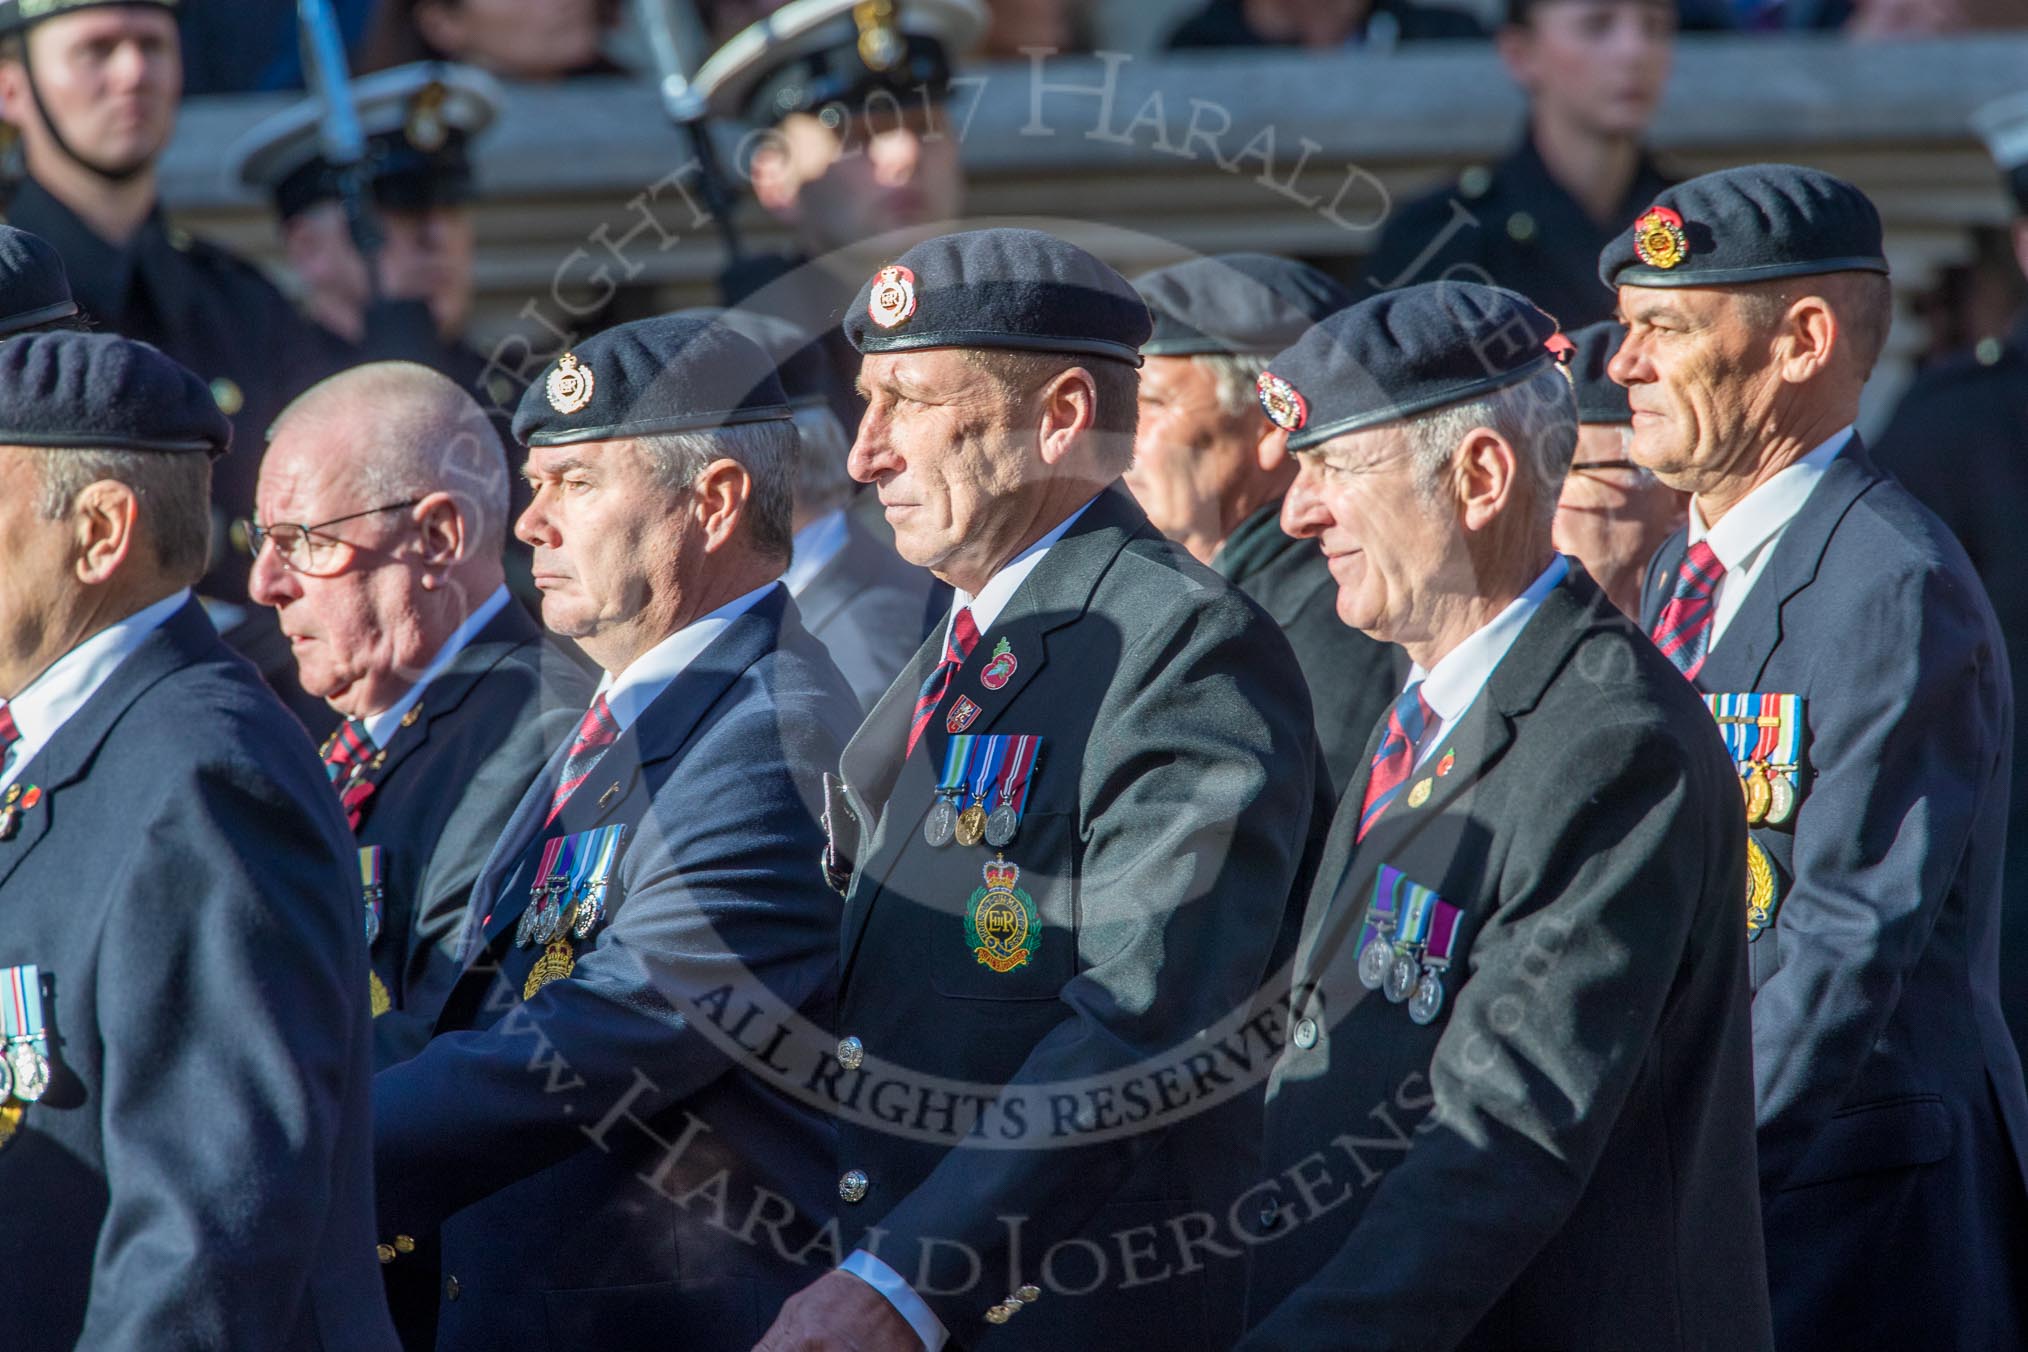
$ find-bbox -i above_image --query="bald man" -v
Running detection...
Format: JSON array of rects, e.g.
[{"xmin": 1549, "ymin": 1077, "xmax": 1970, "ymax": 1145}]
[{"xmin": 251, "ymin": 362, "xmax": 593, "ymax": 1068}]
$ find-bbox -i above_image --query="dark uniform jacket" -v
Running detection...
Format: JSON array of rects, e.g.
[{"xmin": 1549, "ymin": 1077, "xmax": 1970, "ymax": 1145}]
[
  {"xmin": 1873, "ymin": 319, "xmax": 2028, "ymax": 1053},
  {"xmin": 1214, "ymin": 499, "xmax": 1405, "ymax": 800},
  {"xmin": 827, "ymin": 486, "xmax": 1321, "ymax": 1349},
  {"xmin": 1641, "ymin": 442, "xmax": 2028, "ymax": 1351},
  {"xmin": 797, "ymin": 511, "xmax": 938, "ymax": 714},
  {"xmin": 1241, "ymin": 565, "xmax": 1772, "ymax": 1352},
  {"xmin": 372, "ymin": 587, "xmax": 859, "ymax": 1351},
  {"xmin": 1363, "ymin": 137, "xmax": 1673, "ymax": 330},
  {"xmin": 357, "ymin": 601, "xmax": 593, "ymax": 1068},
  {"xmin": 0, "ymin": 599, "xmax": 398, "ymax": 1351}
]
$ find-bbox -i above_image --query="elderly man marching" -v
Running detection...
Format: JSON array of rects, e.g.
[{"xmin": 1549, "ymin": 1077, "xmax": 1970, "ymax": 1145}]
[
  {"xmin": 758, "ymin": 228, "xmax": 1323, "ymax": 1351},
  {"xmin": 1610, "ymin": 164, "xmax": 2028, "ymax": 1350},
  {"xmin": 1237, "ymin": 282, "xmax": 1770, "ymax": 1352}
]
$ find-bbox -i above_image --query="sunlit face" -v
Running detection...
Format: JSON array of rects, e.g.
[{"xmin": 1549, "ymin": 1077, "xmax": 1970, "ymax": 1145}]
[
  {"xmin": 1503, "ymin": 0, "xmax": 1674, "ymax": 142},
  {"xmin": 1552, "ymin": 421, "xmax": 1687, "ymax": 615},
  {"xmin": 1279, "ymin": 424, "xmax": 1461, "ymax": 644},
  {"xmin": 0, "ymin": 448, "xmax": 78, "ymax": 698},
  {"xmin": 415, "ymin": 0, "xmax": 604, "ymax": 81},
  {"xmin": 1125, "ymin": 355, "xmax": 1260, "ymax": 547},
  {"xmin": 515, "ymin": 438, "xmax": 704, "ymax": 669},
  {"xmin": 248, "ymin": 432, "xmax": 434, "ymax": 717},
  {"xmin": 1, "ymin": 9, "xmax": 182, "ymax": 176},
  {"xmin": 282, "ymin": 201, "xmax": 478, "ymax": 344},
  {"xmin": 1610, "ymin": 285, "xmax": 1776, "ymax": 495},
  {"xmin": 755, "ymin": 104, "xmax": 962, "ymax": 255}
]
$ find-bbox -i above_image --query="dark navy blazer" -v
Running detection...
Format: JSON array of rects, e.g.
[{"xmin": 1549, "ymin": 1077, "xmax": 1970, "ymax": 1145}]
[
  {"xmin": 372, "ymin": 586, "xmax": 859, "ymax": 1352},
  {"xmin": 1642, "ymin": 441, "xmax": 2028, "ymax": 1351},
  {"xmin": 0, "ymin": 598, "xmax": 397, "ymax": 1351}
]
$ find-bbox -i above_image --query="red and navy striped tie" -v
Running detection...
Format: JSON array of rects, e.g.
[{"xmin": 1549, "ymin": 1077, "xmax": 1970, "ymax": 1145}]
[
  {"xmin": 1652, "ymin": 540, "xmax": 1725, "ymax": 680},
  {"xmin": 1356, "ymin": 683, "xmax": 1434, "ymax": 842},
  {"xmin": 905, "ymin": 607, "xmax": 980, "ymax": 759},
  {"xmin": 548, "ymin": 693, "xmax": 620, "ymax": 826},
  {"xmin": 0, "ymin": 701, "xmax": 19, "ymax": 768}
]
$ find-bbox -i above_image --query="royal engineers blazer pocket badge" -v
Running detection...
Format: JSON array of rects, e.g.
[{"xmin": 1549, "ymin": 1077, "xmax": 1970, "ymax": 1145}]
[{"xmin": 1357, "ymin": 866, "xmax": 1465, "ymax": 1026}]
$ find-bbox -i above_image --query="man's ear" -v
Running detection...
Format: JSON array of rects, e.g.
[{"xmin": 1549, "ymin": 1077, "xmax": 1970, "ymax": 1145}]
[
  {"xmin": 1771, "ymin": 295, "xmax": 1838, "ymax": 386},
  {"xmin": 1455, "ymin": 427, "xmax": 1521, "ymax": 535},
  {"xmin": 1035, "ymin": 366, "xmax": 1099, "ymax": 467},
  {"xmin": 69, "ymin": 479, "xmax": 141, "ymax": 586},
  {"xmin": 691, "ymin": 458, "xmax": 754, "ymax": 552},
  {"xmin": 411, "ymin": 491, "xmax": 466, "ymax": 570}
]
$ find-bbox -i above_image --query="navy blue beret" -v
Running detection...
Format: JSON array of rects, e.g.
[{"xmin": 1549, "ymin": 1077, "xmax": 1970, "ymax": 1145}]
[
  {"xmin": 513, "ymin": 314, "xmax": 792, "ymax": 449},
  {"xmin": 1568, "ymin": 321, "xmax": 1631, "ymax": 424},
  {"xmin": 843, "ymin": 227, "xmax": 1152, "ymax": 367},
  {"xmin": 1599, "ymin": 164, "xmax": 1888, "ymax": 291},
  {"xmin": 672, "ymin": 306, "xmax": 831, "ymax": 410},
  {"xmin": 1134, "ymin": 252, "xmax": 1353, "ymax": 357},
  {"xmin": 0, "ymin": 225, "xmax": 78, "ymax": 340},
  {"xmin": 0, "ymin": 331, "xmax": 229, "ymax": 457},
  {"xmin": 1260, "ymin": 282, "xmax": 1569, "ymax": 453}
]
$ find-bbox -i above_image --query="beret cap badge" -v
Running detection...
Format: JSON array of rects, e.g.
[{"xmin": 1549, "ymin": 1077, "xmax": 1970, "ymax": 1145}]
[
  {"xmin": 546, "ymin": 352, "xmax": 596, "ymax": 415},
  {"xmin": 867, "ymin": 264, "xmax": 919, "ymax": 330},
  {"xmin": 1632, "ymin": 206, "xmax": 1688, "ymax": 270},
  {"xmin": 1256, "ymin": 371, "xmax": 1308, "ymax": 431}
]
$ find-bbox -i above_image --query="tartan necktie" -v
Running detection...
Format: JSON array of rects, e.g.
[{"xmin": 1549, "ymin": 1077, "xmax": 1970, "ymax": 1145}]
[
  {"xmin": 905, "ymin": 606, "xmax": 981, "ymax": 759},
  {"xmin": 548, "ymin": 693, "xmax": 620, "ymax": 826},
  {"xmin": 321, "ymin": 717, "xmax": 378, "ymax": 830},
  {"xmin": 1357, "ymin": 683, "xmax": 1435, "ymax": 842},
  {"xmin": 0, "ymin": 702, "xmax": 18, "ymax": 766},
  {"xmin": 1652, "ymin": 540, "xmax": 1726, "ymax": 680}
]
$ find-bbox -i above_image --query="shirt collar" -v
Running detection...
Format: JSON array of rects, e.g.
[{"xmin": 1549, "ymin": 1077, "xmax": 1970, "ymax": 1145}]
[
  {"xmin": 361, "ymin": 585, "xmax": 512, "ymax": 747},
  {"xmin": 1412, "ymin": 555, "xmax": 1569, "ymax": 725},
  {"xmin": 783, "ymin": 509, "xmax": 851, "ymax": 599},
  {"xmin": 951, "ymin": 494, "xmax": 1101, "ymax": 637},
  {"xmin": 1687, "ymin": 426, "xmax": 1853, "ymax": 569},
  {"xmin": 594, "ymin": 581, "xmax": 780, "ymax": 733},
  {"xmin": 5, "ymin": 589, "xmax": 190, "ymax": 753}
]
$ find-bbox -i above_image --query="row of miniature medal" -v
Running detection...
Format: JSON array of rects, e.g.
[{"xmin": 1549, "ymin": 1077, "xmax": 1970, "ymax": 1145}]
[
  {"xmin": 516, "ymin": 824, "xmax": 626, "ymax": 950},
  {"xmin": 0, "ymin": 964, "xmax": 51, "ymax": 1106},
  {"xmin": 1356, "ymin": 866, "xmax": 1464, "ymax": 1026},
  {"xmin": 925, "ymin": 734, "xmax": 1041, "ymax": 850},
  {"xmin": 1708, "ymin": 693, "xmax": 1802, "ymax": 827}
]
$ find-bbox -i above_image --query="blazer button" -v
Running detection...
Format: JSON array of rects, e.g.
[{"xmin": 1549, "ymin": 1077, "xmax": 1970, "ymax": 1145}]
[
  {"xmin": 838, "ymin": 1169, "xmax": 870, "ymax": 1204},
  {"xmin": 837, "ymin": 1036, "xmax": 865, "ymax": 1070},
  {"xmin": 445, "ymin": 1276, "xmax": 461, "ymax": 1301},
  {"xmin": 1292, "ymin": 1018, "xmax": 1319, "ymax": 1050},
  {"xmin": 1259, "ymin": 1197, "xmax": 1282, "ymax": 1231},
  {"xmin": 1015, "ymin": 1284, "xmax": 1040, "ymax": 1302},
  {"xmin": 985, "ymin": 1303, "xmax": 1013, "ymax": 1324}
]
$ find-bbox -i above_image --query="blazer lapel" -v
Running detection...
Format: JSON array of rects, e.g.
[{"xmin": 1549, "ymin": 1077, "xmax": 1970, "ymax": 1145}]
[{"xmin": 359, "ymin": 605, "xmax": 545, "ymax": 802}]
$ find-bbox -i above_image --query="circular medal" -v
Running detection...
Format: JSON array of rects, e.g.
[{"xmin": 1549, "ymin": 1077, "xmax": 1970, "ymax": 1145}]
[
  {"xmin": 0, "ymin": 1053, "xmax": 11, "ymax": 1103},
  {"xmin": 1746, "ymin": 837, "xmax": 1779, "ymax": 939},
  {"xmin": 572, "ymin": 890, "xmax": 604, "ymax": 940},
  {"xmin": 6, "ymin": 1044, "xmax": 48, "ymax": 1102},
  {"xmin": 1386, "ymin": 952, "xmax": 1419, "ymax": 1004},
  {"xmin": 1408, "ymin": 972, "xmax": 1446, "ymax": 1026},
  {"xmin": 532, "ymin": 899, "xmax": 562, "ymax": 946},
  {"xmin": 984, "ymin": 805, "xmax": 1018, "ymax": 849},
  {"xmin": 1743, "ymin": 765, "xmax": 1772, "ymax": 826},
  {"xmin": 364, "ymin": 900, "xmax": 382, "ymax": 948},
  {"xmin": 515, "ymin": 902, "xmax": 538, "ymax": 949},
  {"xmin": 1767, "ymin": 775, "xmax": 1796, "ymax": 826},
  {"xmin": 955, "ymin": 804, "xmax": 988, "ymax": 849},
  {"xmin": 1358, "ymin": 936, "xmax": 1392, "ymax": 991},
  {"xmin": 923, "ymin": 798, "xmax": 957, "ymax": 848}
]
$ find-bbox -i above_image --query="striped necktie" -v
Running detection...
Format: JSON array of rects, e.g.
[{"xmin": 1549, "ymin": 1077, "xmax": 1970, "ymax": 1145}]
[
  {"xmin": 548, "ymin": 694, "xmax": 620, "ymax": 826},
  {"xmin": 905, "ymin": 607, "xmax": 980, "ymax": 759},
  {"xmin": 1652, "ymin": 540, "xmax": 1725, "ymax": 680},
  {"xmin": 321, "ymin": 717, "xmax": 378, "ymax": 830},
  {"xmin": 0, "ymin": 701, "xmax": 18, "ymax": 770},
  {"xmin": 1357, "ymin": 683, "xmax": 1435, "ymax": 842}
]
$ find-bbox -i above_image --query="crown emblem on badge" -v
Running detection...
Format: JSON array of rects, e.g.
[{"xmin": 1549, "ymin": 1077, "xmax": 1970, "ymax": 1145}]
[
  {"xmin": 1632, "ymin": 206, "xmax": 1688, "ymax": 270},
  {"xmin": 867, "ymin": 265, "xmax": 919, "ymax": 329},
  {"xmin": 983, "ymin": 857, "xmax": 1019, "ymax": 891},
  {"xmin": 547, "ymin": 352, "xmax": 596, "ymax": 415},
  {"xmin": 1257, "ymin": 371, "xmax": 1308, "ymax": 431}
]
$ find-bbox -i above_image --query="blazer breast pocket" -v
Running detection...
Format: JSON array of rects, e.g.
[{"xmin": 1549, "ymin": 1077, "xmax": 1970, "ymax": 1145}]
[{"xmin": 928, "ymin": 812, "xmax": 1076, "ymax": 1001}]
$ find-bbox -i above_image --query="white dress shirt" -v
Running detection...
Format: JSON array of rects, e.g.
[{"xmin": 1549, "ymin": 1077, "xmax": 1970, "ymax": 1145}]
[
  {"xmin": 783, "ymin": 509, "xmax": 851, "ymax": 599},
  {"xmin": 1687, "ymin": 427, "xmax": 1852, "ymax": 650},
  {"xmin": 593, "ymin": 582, "xmax": 779, "ymax": 734},
  {"xmin": 1406, "ymin": 555, "xmax": 1570, "ymax": 768},
  {"xmin": 361, "ymin": 584, "xmax": 512, "ymax": 748},
  {"xmin": 839, "ymin": 494, "xmax": 1099, "ymax": 1352},
  {"xmin": 1, "ymin": 589, "xmax": 190, "ymax": 792}
]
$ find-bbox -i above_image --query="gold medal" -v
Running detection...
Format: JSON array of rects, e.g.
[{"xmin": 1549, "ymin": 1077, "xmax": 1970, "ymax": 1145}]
[
  {"xmin": 1746, "ymin": 837, "xmax": 1778, "ymax": 938},
  {"xmin": 1743, "ymin": 763, "xmax": 1772, "ymax": 826},
  {"xmin": 955, "ymin": 804, "xmax": 988, "ymax": 848},
  {"xmin": 0, "ymin": 1101, "xmax": 20, "ymax": 1153},
  {"xmin": 523, "ymin": 938, "xmax": 576, "ymax": 999}
]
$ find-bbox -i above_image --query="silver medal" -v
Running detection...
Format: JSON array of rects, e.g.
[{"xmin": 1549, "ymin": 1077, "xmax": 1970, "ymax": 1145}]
[
  {"xmin": 1358, "ymin": 936, "xmax": 1393, "ymax": 991},
  {"xmin": 532, "ymin": 898, "xmax": 563, "ymax": 946},
  {"xmin": 984, "ymin": 805, "xmax": 1018, "ymax": 849},
  {"xmin": 514, "ymin": 902, "xmax": 538, "ymax": 949},
  {"xmin": 0, "ymin": 1053, "xmax": 11, "ymax": 1103},
  {"xmin": 1385, "ymin": 951, "xmax": 1419, "ymax": 1004},
  {"xmin": 5, "ymin": 1043, "xmax": 48, "ymax": 1102},
  {"xmin": 364, "ymin": 897, "xmax": 383, "ymax": 948},
  {"xmin": 923, "ymin": 797, "xmax": 957, "ymax": 847},
  {"xmin": 1407, "ymin": 972, "xmax": 1446, "ymax": 1026},
  {"xmin": 572, "ymin": 888, "xmax": 604, "ymax": 940}
]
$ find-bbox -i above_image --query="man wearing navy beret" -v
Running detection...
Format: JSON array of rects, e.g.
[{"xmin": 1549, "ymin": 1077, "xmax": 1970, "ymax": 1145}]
[
  {"xmin": 0, "ymin": 332, "xmax": 398, "ymax": 1349},
  {"xmin": 1611, "ymin": 163, "xmax": 2028, "ymax": 1349},
  {"xmin": 369, "ymin": 314, "xmax": 861, "ymax": 1349},
  {"xmin": 758, "ymin": 227, "xmax": 1322, "ymax": 1350},
  {"xmin": 1128, "ymin": 252, "xmax": 1404, "ymax": 799},
  {"xmin": 1237, "ymin": 282, "xmax": 1769, "ymax": 1351}
]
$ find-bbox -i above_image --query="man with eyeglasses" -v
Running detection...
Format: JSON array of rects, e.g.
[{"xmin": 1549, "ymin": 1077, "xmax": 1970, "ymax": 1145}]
[
  {"xmin": 1549, "ymin": 321, "xmax": 1685, "ymax": 618},
  {"xmin": 249, "ymin": 361, "xmax": 591, "ymax": 1080}
]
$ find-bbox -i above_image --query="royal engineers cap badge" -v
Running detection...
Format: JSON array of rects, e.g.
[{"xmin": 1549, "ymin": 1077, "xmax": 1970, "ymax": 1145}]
[
  {"xmin": 967, "ymin": 854, "xmax": 1039, "ymax": 974},
  {"xmin": 1632, "ymin": 206, "xmax": 1688, "ymax": 270},
  {"xmin": 546, "ymin": 352, "xmax": 596, "ymax": 415},
  {"xmin": 1256, "ymin": 371, "xmax": 1308, "ymax": 431},
  {"xmin": 867, "ymin": 264, "xmax": 919, "ymax": 330}
]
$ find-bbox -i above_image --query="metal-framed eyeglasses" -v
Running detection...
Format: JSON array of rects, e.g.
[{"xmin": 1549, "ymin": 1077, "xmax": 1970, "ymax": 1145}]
[{"xmin": 235, "ymin": 500, "xmax": 422, "ymax": 577}]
